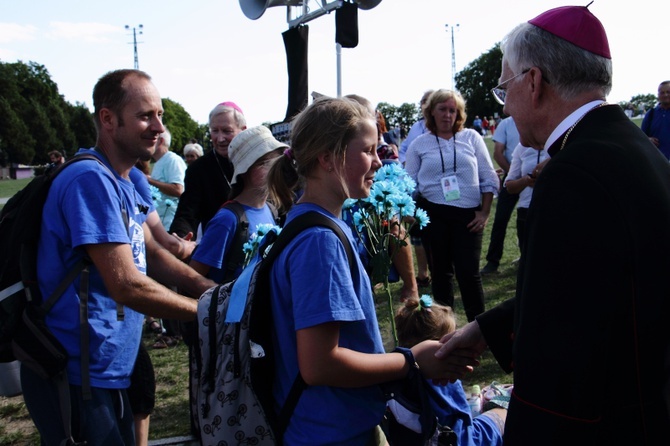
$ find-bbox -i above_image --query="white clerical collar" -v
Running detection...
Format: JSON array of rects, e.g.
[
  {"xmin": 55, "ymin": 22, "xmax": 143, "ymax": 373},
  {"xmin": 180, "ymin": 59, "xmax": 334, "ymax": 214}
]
[{"xmin": 544, "ymin": 100, "xmax": 606, "ymax": 151}]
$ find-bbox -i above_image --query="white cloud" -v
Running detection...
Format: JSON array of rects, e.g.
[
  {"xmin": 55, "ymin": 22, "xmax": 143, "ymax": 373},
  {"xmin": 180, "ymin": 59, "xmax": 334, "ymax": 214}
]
[
  {"xmin": 46, "ymin": 21, "xmax": 123, "ymax": 43},
  {"xmin": 0, "ymin": 23, "xmax": 38, "ymax": 44}
]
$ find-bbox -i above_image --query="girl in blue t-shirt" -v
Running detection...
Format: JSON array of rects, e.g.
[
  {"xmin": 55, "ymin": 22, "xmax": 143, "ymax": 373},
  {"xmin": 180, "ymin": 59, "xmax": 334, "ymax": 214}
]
[
  {"xmin": 265, "ymin": 96, "xmax": 469, "ymax": 446},
  {"xmin": 190, "ymin": 125, "xmax": 286, "ymax": 283}
]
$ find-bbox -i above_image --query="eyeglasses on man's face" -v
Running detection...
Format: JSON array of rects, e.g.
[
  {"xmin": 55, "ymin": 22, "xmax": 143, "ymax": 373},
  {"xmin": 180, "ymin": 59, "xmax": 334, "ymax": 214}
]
[{"xmin": 491, "ymin": 69, "xmax": 530, "ymax": 105}]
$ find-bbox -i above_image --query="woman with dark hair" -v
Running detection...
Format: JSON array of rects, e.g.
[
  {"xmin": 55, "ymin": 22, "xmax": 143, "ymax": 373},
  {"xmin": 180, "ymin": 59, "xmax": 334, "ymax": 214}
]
[{"xmin": 404, "ymin": 89, "xmax": 499, "ymax": 321}]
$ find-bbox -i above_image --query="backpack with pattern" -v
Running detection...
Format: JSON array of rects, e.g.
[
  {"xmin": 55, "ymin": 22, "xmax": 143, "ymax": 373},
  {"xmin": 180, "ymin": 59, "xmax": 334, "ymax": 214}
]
[{"xmin": 191, "ymin": 211, "xmax": 355, "ymax": 445}]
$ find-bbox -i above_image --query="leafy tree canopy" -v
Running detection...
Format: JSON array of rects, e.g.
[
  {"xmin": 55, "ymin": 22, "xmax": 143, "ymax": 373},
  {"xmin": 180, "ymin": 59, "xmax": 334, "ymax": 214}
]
[
  {"xmin": 162, "ymin": 97, "xmax": 201, "ymax": 155},
  {"xmin": 454, "ymin": 44, "xmax": 504, "ymax": 126},
  {"xmin": 0, "ymin": 60, "xmax": 95, "ymax": 165}
]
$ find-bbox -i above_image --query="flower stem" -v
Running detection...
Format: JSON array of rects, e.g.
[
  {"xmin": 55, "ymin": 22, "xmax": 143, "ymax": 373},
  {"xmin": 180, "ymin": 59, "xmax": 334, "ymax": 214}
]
[{"xmin": 384, "ymin": 279, "xmax": 398, "ymax": 347}]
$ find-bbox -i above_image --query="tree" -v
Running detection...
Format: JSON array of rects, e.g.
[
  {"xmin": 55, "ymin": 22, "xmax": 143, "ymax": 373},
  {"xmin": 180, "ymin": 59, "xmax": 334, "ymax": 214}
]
[
  {"xmin": 67, "ymin": 102, "xmax": 97, "ymax": 151},
  {"xmin": 376, "ymin": 102, "xmax": 420, "ymax": 134},
  {"xmin": 623, "ymin": 93, "xmax": 657, "ymax": 116},
  {"xmin": 162, "ymin": 98, "xmax": 200, "ymax": 155},
  {"xmin": 455, "ymin": 44, "xmax": 504, "ymax": 126},
  {"xmin": 0, "ymin": 60, "xmax": 93, "ymax": 165}
]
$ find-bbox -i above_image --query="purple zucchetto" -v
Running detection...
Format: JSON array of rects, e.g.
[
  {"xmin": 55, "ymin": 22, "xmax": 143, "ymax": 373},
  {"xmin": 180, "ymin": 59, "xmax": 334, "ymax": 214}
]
[{"xmin": 528, "ymin": 4, "xmax": 611, "ymax": 59}]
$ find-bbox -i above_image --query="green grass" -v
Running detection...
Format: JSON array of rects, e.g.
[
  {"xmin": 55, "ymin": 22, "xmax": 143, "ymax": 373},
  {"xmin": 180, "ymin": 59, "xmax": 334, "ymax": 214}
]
[
  {"xmin": 0, "ymin": 141, "xmax": 517, "ymax": 442},
  {"xmin": 0, "ymin": 177, "xmax": 32, "ymax": 199}
]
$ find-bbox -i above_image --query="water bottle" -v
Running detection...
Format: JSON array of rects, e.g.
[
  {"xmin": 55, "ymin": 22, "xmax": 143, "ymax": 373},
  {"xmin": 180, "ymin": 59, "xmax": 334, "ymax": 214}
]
[{"xmin": 467, "ymin": 384, "xmax": 481, "ymax": 417}]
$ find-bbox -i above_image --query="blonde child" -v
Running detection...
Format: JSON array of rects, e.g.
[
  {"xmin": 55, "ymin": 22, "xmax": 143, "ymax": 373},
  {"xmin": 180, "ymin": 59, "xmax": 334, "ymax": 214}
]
[{"xmin": 396, "ymin": 296, "xmax": 507, "ymax": 446}]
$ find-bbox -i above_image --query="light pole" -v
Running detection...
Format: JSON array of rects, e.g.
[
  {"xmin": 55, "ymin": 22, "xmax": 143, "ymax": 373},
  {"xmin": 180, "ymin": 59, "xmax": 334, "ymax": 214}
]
[
  {"xmin": 125, "ymin": 24, "xmax": 143, "ymax": 69},
  {"xmin": 445, "ymin": 23, "xmax": 459, "ymax": 90}
]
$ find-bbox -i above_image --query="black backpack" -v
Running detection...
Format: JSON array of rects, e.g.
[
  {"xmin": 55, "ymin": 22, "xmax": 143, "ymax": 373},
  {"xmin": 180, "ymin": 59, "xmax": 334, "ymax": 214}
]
[
  {"xmin": 190, "ymin": 211, "xmax": 356, "ymax": 445},
  {"xmin": 0, "ymin": 154, "xmax": 122, "ymax": 446},
  {"xmin": 218, "ymin": 200, "xmax": 279, "ymax": 284}
]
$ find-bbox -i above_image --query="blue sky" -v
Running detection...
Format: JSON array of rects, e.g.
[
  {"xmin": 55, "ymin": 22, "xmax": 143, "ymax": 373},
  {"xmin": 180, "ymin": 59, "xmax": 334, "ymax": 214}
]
[{"xmin": 1, "ymin": 0, "xmax": 666, "ymax": 127}]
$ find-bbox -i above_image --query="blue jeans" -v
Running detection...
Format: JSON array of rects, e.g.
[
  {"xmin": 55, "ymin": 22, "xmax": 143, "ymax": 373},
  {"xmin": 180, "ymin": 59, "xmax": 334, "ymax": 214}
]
[{"xmin": 21, "ymin": 364, "xmax": 135, "ymax": 446}]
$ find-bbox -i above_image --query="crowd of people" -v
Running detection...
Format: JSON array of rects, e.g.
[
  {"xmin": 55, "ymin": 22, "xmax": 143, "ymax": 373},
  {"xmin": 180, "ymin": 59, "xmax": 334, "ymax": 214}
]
[{"xmin": 19, "ymin": 4, "xmax": 670, "ymax": 446}]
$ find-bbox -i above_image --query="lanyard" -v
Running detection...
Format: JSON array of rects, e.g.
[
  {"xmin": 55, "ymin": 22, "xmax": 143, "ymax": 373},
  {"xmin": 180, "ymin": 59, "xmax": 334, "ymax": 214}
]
[{"xmin": 436, "ymin": 134, "xmax": 456, "ymax": 173}]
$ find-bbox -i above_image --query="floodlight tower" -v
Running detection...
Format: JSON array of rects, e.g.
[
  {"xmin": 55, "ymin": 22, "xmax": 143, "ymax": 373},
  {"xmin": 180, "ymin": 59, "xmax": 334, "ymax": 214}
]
[
  {"xmin": 445, "ymin": 23, "xmax": 459, "ymax": 90},
  {"xmin": 125, "ymin": 24, "xmax": 144, "ymax": 69}
]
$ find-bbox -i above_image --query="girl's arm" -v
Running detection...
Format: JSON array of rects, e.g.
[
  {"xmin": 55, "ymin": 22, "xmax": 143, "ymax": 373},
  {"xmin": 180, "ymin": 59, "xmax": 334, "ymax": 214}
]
[{"xmin": 297, "ymin": 322, "xmax": 476, "ymax": 387}]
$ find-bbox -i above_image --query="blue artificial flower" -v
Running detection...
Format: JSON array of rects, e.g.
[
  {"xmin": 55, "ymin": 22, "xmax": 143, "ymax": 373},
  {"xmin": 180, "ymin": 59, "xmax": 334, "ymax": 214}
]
[
  {"xmin": 414, "ymin": 208, "xmax": 430, "ymax": 229},
  {"xmin": 149, "ymin": 185, "xmax": 162, "ymax": 203},
  {"xmin": 256, "ymin": 223, "xmax": 280, "ymax": 238},
  {"xmin": 343, "ymin": 198, "xmax": 357, "ymax": 210},
  {"xmin": 393, "ymin": 194, "xmax": 416, "ymax": 218},
  {"xmin": 353, "ymin": 210, "xmax": 367, "ymax": 232},
  {"xmin": 419, "ymin": 294, "xmax": 433, "ymax": 309},
  {"xmin": 164, "ymin": 198, "xmax": 175, "ymax": 208}
]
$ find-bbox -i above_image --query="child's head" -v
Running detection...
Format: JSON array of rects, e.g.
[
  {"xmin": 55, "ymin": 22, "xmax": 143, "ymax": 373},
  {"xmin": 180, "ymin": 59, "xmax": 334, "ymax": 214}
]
[
  {"xmin": 267, "ymin": 96, "xmax": 377, "ymax": 214},
  {"xmin": 395, "ymin": 295, "xmax": 456, "ymax": 348}
]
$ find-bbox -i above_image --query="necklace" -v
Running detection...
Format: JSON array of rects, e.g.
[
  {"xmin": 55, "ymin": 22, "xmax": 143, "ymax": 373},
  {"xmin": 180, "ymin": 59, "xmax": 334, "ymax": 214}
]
[
  {"xmin": 559, "ymin": 102, "xmax": 608, "ymax": 151},
  {"xmin": 213, "ymin": 151, "xmax": 232, "ymax": 189}
]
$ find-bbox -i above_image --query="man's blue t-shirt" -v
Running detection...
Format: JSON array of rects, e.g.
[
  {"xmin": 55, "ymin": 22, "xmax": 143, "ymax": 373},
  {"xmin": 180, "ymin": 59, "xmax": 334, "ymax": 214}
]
[
  {"xmin": 269, "ymin": 203, "xmax": 386, "ymax": 446},
  {"xmin": 641, "ymin": 105, "xmax": 670, "ymax": 160},
  {"xmin": 37, "ymin": 149, "xmax": 151, "ymax": 389},
  {"xmin": 193, "ymin": 203, "xmax": 276, "ymax": 283}
]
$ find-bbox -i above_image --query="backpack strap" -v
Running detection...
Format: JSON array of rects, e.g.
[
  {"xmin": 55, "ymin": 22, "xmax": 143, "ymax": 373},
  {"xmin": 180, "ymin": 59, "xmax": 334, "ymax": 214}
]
[
  {"xmin": 205, "ymin": 284, "xmax": 223, "ymax": 398},
  {"xmin": 254, "ymin": 211, "xmax": 358, "ymax": 442},
  {"xmin": 220, "ymin": 201, "xmax": 249, "ymax": 284},
  {"xmin": 44, "ymin": 154, "xmax": 127, "ymax": 403}
]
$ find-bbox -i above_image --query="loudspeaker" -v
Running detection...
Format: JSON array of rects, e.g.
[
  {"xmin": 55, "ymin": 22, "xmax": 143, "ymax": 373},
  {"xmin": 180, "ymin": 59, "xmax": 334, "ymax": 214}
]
[
  {"xmin": 354, "ymin": 0, "xmax": 382, "ymax": 9},
  {"xmin": 239, "ymin": 0, "xmax": 301, "ymax": 20}
]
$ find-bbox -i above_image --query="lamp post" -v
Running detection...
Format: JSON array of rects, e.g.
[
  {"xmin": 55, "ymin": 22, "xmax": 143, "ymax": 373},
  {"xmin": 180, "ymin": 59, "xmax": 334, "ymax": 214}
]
[
  {"xmin": 445, "ymin": 23, "xmax": 459, "ymax": 90},
  {"xmin": 125, "ymin": 24, "xmax": 143, "ymax": 69}
]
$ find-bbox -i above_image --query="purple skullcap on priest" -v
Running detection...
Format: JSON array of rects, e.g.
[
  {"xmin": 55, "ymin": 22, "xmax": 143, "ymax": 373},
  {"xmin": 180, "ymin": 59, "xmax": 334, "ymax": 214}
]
[
  {"xmin": 528, "ymin": 4, "xmax": 611, "ymax": 59},
  {"xmin": 218, "ymin": 101, "xmax": 244, "ymax": 115}
]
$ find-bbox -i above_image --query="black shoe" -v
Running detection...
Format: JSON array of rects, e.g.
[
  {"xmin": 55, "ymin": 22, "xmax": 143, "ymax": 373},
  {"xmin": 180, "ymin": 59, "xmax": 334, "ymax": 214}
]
[{"xmin": 480, "ymin": 262, "xmax": 499, "ymax": 275}]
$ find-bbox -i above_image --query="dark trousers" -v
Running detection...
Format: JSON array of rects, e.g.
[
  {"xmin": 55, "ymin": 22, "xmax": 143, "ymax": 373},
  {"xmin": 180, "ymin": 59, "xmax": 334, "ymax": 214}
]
[
  {"xmin": 485, "ymin": 184, "xmax": 519, "ymax": 265},
  {"xmin": 516, "ymin": 207, "xmax": 528, "ymax": 255},
  {"xmin": 419, "ymin": 200, "xmax": 486, "ymax": 321}
]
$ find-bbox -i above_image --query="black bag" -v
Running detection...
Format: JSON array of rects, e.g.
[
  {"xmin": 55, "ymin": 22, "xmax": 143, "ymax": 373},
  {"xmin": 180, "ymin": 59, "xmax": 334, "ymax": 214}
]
[
  {"xmin": 383, "ymin": 348, "xmax": 458, "ymax": 446},
  {"xmin": 0, "ymin": 154, "xmax": 120, "ymax": 446},
  {"xmin": 0, "ymin": 155, "xmax": 102, "ymax": 367}
]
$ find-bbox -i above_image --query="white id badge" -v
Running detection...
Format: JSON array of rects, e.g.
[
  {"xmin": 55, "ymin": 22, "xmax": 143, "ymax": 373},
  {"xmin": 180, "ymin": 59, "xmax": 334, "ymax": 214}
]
[{"xmin": 441, "ymin": 175, "xmax": 461, "ymax": 202}]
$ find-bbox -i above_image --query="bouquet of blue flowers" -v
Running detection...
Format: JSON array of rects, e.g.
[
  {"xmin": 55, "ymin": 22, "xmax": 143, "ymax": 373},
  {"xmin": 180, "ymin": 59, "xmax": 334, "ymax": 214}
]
[{"xmin": 342, "ymin": 163, "xmax": 429, "ymax": 345}]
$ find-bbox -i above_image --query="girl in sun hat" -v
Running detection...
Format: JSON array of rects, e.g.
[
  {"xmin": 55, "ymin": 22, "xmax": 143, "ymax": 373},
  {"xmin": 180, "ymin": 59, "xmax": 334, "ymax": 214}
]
[{"xmin": 189, "ymin": 125, "xmax": 286, "ymax": 283}]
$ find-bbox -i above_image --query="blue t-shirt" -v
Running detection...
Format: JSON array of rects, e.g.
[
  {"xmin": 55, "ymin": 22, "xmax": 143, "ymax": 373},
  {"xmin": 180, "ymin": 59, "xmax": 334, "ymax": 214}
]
[
  {"xmin": 641, "ymin": 105, "xmax": 670, "ymax": 160},
  {"xmin": 37, "ymin": 148, "xmax": 151, "ymax": 389},
  {"xmin": 129, "ymin": 166, "xmax": 156, "ymax": 214},
  {"xmin": 429, "ymin": 381, "xmax": 502, "ymax": 446},
  {"xmin": 269, "ymin": 203, "xmax": 386, "ymax": 446},
  {"xmin": 192, "ymin": 203, "xmax": 276, "ymax": 283}
]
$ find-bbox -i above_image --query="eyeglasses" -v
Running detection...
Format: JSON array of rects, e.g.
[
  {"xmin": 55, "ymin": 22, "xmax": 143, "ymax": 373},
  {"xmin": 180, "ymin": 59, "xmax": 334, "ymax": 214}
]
[{"xmin": 491, "ymin": 69, "xmax": 530, "ymax": 105}]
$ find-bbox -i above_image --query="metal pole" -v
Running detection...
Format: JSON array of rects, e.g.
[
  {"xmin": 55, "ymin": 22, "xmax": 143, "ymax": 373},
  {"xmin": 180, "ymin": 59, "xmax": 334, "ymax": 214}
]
[
  {"xmin": 132, "ymin": 28, "xmax": 139, "ymax": 69},
  {"xmin": 445, "ymin": 24, "xmax": 458, "ymax": 90},
  {"xmin": 125, "ymin": 24, "xmax": 143, "ymax": 70},
  {"xmin": 336, "ymin": 42, "xmax": 342, "ymax": 97}
]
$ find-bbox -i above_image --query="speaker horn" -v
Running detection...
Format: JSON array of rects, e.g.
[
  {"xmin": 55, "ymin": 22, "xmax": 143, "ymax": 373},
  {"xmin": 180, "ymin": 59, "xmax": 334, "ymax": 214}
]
[
  {"xmin": 239, "ymin": 0, "xmax": 302, "ymax": 20},
  {"xmin": 354, "ymin": 0, "xmax": 382, "ymax": 10}
]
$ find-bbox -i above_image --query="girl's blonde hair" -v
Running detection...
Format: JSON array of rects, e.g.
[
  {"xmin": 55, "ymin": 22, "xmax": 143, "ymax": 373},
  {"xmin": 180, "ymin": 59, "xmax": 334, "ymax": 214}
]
[
  {"xmin": 267, "ymin": 96, "xmax": 374, "ymax": 216},
  {"xmin": 395, "ymin": 296, "xmax": 456, "ymax": 348}
]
